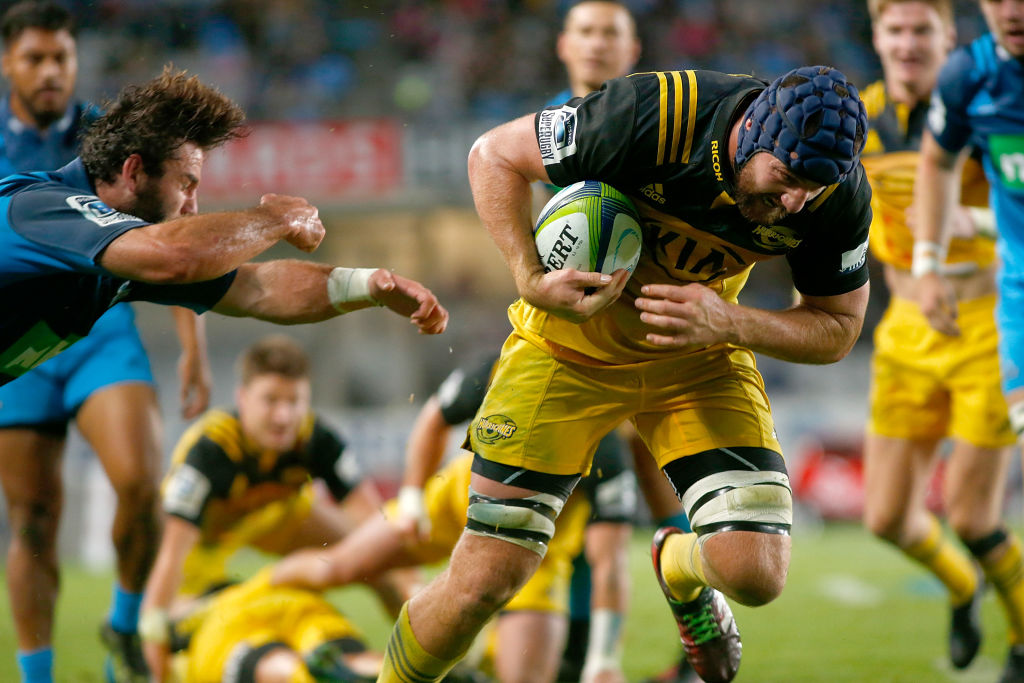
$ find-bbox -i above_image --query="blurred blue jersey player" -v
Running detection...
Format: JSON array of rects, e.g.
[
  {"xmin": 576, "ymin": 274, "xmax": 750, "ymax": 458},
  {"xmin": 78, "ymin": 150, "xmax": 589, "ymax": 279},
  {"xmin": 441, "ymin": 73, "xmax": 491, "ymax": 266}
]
[
  {"xmin": 0, "ymin": 4, "xmax": 209, "ymax": 683},
  {"xmin": 914, "ymin": 0, "xmax": 1024, "ymax": 680}
]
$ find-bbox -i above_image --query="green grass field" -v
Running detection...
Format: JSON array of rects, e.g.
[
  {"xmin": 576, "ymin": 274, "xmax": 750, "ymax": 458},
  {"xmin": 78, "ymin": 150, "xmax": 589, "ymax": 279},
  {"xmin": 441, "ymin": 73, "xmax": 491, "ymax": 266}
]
[{"xmin": 0, "ymin": 522, "xmax": 1016, "ymax": 682}]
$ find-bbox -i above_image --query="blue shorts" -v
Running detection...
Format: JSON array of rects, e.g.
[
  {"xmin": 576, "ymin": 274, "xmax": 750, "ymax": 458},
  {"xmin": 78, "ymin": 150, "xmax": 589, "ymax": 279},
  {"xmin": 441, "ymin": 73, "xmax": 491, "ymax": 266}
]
[
  {"xmin": 998, "ymin": 272, "xmax": 1024, "ymax": 395},
  {"xmin": 0, "ymin": 304, "xmax": 154, "ymax": 429}
]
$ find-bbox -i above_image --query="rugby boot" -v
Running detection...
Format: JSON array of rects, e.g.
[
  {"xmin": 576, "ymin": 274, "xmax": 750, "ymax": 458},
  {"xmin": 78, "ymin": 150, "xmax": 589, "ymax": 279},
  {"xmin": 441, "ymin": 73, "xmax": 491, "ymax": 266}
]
[
  {"xmin": 949, "ymin": 580, "xmax": 984, "ymax": 669},
  {"xmin": 100, "ymin": 621, "xmax": 149, "ymax": 683},
  {"xmin": 651, "ymin": 527, "xmax": 741, "ymax": 683},
  {"xmin": 999, "ymin": 644, "xmax": 1024, "ymax": 683}
]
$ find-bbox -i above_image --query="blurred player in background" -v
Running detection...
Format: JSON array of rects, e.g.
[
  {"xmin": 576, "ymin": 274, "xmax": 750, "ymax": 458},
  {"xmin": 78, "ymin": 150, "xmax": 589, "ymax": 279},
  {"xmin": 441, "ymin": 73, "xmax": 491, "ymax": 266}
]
[
  {"xmin": 377, "ymin": 61, "xmax": 870, "ymax": 683},
  {"xmin": 859, "ymin": 0, "xmax": 1021, "ymax": 675},
  {"xmin": 162, "ymin": 567, "xmax": 384, "ymax": 683},
  {"xmin": 915, "ymin": 0, "xmax": 1024, "ymax": 679},
  {"xmin": 0, "ymin": 4, "xmax": 210, "ymax": 683},
  {"xmin": 545, "ymin": 8, "xmax": 693, "ymax": 679},
  {"xmin": 139, "ymin": 336, "xmax": 417, "ymax": 682}
]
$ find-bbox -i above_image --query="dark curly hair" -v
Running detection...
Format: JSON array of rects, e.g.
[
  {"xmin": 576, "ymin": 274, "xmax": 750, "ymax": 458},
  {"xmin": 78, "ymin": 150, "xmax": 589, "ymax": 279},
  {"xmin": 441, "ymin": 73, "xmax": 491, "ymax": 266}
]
[
  {"xmin": 79, "ymin": 66, "xmax": 247, "ymax": 183},
  {"xmin": 1, "ymin": 1, "xmax": 75, "ymax": 44}
]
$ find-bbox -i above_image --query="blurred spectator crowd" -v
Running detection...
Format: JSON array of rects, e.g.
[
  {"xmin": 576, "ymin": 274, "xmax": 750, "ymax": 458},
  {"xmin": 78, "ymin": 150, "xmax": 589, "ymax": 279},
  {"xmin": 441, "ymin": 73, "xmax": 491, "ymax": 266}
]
[{"xmin": 60, "ymin": 0, "xmax": 988, "ymax": 124}]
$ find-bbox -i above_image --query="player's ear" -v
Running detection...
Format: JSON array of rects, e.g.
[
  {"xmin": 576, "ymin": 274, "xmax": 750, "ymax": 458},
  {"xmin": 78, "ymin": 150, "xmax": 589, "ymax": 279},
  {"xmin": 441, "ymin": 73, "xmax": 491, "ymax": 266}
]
[{"xmin": 120, "ymin": 153, "xmax": 145, "ymax": 191}]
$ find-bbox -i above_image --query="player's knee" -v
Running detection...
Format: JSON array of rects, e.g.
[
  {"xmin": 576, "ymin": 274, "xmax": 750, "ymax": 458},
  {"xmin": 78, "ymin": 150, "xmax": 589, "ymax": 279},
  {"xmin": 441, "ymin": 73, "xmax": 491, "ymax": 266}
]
[
  {"xmin": 863, "ymin": 505, "xmax": 905, "ymax": 544},
  {"xmin": 8, "ymin": 500, "xmax": 60, "ymax": 553},
  {"xmin": 110, "ymin": 475, "xmax": 159, "ymax": 513}
]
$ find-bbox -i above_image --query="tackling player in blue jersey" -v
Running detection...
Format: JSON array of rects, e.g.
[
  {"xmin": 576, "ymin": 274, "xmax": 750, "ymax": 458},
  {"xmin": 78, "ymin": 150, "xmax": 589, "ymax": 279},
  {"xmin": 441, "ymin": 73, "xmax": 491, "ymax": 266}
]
[
  {"xmin": 0, "ymin": 63, "xmax": 448, "ymax": 681},
  {"xmin": 914, "ymin": 1, "xmax": 1024, "ymax": 679},
  {"xmin": 0, "ymin": 4, "xmax": 211, "ymax": 683}
]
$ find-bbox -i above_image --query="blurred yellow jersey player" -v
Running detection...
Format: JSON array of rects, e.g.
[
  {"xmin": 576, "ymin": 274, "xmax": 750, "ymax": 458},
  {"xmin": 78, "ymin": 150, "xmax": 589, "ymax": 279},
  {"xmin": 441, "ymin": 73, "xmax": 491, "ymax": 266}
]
[
  {"xmin": 860, "ymin": 0, "xmax": 1021, "ymax": 674},
  {"xmin": 140, "ymin": 336, "xmax": 413, "ymax": 681},
  {"xmin": 158, "ymin": 567, "xmax": 380, "ymax": 683}
]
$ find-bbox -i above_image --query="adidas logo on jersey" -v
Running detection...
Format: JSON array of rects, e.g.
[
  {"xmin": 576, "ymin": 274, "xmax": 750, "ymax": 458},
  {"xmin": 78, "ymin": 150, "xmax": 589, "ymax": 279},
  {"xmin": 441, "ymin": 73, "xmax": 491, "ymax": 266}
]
[{"xmin": 640, "ymin": 183, "xmax": 666, "ymax": 204}]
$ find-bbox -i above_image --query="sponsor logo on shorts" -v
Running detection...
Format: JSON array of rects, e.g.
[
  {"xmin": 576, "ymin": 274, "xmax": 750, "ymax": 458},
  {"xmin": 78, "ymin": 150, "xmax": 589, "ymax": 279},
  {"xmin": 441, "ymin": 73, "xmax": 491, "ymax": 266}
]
[
  {"xmin": 538, "ymin": 106, "xmax": 578, "ymax": 165},
  {"xmin": 475, "ymin": 414, "xmax": 518, "ymax": 444},
  {"xmin": 66, "ymin": 195, "xmax": 143, "ymax": 228},
  {"xmin": 751, "ymin": 224, "xmax": 802, "ymax": 250}
]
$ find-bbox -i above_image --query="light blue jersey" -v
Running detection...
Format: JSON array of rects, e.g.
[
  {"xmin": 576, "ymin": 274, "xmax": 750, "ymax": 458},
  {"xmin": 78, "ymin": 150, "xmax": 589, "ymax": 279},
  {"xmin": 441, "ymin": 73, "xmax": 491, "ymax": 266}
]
[{"xmin": 927, "ymin": 35, "xmax": 1024, "ymax": 392}]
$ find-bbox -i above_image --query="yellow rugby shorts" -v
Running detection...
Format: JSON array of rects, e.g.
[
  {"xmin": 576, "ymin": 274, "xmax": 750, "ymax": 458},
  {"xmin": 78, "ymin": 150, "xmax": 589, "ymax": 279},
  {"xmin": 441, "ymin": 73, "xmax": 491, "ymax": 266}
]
[
  {"xmin": 869, "ymin": 295, "xmax": 1012, "ymax": 447},
  {"xmin": 468, "ymin": 333, "xmax": 781, "ymax": 475}
]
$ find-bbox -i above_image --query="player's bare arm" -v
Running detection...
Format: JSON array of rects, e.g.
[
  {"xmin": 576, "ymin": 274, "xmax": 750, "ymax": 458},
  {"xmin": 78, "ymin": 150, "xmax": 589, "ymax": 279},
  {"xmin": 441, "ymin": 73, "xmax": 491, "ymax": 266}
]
[
  {"xmin": 469, "ymin": 114, "xmax": 628, "ymax": 322},
  {"xmin": 914, "ymin": 132, "xmax": 970, "ymax": 337},
  {"xmin": 98, "ymin": 193, "xmax": 325, "ymax": 283},
  {"xmin": 212, "ymin": 261, "xmax": 448, "ymax": 334},
  {"xmin": 170, "ymin": 307, "xmax": 211, "ymax": 419},
  {"xmin": 139, "ymin": 516, "xmax": 200, "ymax": 682},
  {"xmin": 635, "ymin": 281, "xmax": 869, "ymax": 364}
]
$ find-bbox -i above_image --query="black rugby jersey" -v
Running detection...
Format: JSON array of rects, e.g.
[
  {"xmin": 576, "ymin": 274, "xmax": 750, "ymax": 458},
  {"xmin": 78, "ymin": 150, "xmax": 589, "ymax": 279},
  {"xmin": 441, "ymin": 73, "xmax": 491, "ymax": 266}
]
[
  {"xmin": 162, "ymin": 408, "xmax": 360, "ymax": 536},
  {"xmin": 536, "ymin": 70, "xmax": 872, "ymax": 298}
]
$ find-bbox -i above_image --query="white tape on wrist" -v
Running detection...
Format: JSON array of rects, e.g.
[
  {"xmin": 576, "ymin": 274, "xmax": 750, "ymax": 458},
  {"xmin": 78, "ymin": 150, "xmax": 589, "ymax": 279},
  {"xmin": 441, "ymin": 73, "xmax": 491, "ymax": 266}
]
[
  {"xmin": 911, "ymin": 241, "xmax": 946, "ymax": 279},
  {"xmin": 138, "ymin": 607, "xmax": 170, "ymax": 645},
  {"xmin": 397, "ymin": 486, "xmax": 426, "ymax": 519},
  {"xmin": 327, "ymin": 267, "xmax": 379, "ymax": 310}
]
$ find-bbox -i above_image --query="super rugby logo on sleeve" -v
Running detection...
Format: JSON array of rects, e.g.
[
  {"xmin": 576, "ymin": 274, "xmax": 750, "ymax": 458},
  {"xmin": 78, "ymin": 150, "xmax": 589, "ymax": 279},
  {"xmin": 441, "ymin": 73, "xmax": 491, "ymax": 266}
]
[
  {"xmin": 163, "ymin": 463, "xmax": 211, "ymax": 519},
  {"xmin": 840, "ymin": 240, "xmax": 869, "ymax": 273},
  {"xmin": 66, "ymin": 195, "xmax": 143, "ymax": 227},
  {"xmin": 538, "ymin": 105, "xmax": 579, "ymax": 165}
]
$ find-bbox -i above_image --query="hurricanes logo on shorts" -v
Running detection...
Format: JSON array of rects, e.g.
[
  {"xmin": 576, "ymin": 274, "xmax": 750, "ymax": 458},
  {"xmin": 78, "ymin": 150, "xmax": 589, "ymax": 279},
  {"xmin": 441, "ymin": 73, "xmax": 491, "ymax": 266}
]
[{"xmin": 475, "ymin": 414, "xmax": 518, "ymax": 444}]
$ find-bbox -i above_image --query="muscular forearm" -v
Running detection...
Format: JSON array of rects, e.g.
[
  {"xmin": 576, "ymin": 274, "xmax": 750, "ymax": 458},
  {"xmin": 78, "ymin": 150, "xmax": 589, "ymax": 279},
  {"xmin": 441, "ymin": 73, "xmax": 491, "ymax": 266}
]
[
  {"xmin": 468, "ymin": 118, "xmax": 548, "ymax": 295},
  {"xmin": 915, "ymin": 134, "xmax": 965, "ymax": 247},
  {"xmin": 214, "ymin": 261, "xmax": 371, "ymax": 323},
  {"xmin": 102, "ymin": 207, "xmax": 297, "ymax": 283},
  {"xmin": 729, "ymin": 296, "xmax": 866, "ymax": 365},
  {"xmin": 403, "ymin": 398, "xmax": 451, "ymax": 488}
]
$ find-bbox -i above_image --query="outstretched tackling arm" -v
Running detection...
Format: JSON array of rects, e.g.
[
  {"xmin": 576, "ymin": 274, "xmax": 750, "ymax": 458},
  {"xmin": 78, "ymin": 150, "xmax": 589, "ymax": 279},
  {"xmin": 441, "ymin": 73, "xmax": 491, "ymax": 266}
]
[
  {"xmin": 99, "ymin": 194, "xmax": 325, "ymax": 283},
  {"xmin": 211, "ymin": 260, "xmax": 448, "ymax": 334}
]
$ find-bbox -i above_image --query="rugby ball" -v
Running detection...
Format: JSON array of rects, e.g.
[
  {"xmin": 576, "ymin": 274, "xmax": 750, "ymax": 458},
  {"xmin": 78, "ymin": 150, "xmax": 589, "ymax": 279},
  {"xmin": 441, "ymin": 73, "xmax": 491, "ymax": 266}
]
[{"xmin": 534, "ymin": 181, "xmax": 642, "ymax": 274}]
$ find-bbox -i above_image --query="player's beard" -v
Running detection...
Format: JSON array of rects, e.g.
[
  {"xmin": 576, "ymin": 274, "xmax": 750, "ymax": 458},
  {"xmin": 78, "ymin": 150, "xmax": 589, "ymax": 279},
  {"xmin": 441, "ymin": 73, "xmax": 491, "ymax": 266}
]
[
  {"xmin": 128, "ymin": 178, "xmax": 171, "ymax": 223},
  {"xmin": 734, "ymin": 162, "xmax": 789, "ymax": 225},
  {"xmin": 14, "ymin": 89, "xmax": 65, "ymax": 130}
]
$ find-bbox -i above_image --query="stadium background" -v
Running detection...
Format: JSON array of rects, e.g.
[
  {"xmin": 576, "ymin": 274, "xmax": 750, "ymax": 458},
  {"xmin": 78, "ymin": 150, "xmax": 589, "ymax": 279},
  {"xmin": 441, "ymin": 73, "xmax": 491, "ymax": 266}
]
[{"xmin": 1, "ymin": 3, "xmax": 1022, "ymax": 678}]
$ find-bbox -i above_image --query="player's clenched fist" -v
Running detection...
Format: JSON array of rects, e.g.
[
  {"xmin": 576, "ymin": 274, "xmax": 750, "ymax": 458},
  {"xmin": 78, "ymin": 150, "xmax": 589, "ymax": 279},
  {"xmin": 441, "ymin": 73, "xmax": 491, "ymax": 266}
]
[
  {"xmin": 369, "ymin": 269, "xmax": 450, "ymax": 335},
  {"xmin": 260, "ymin": 193, "xmax": 325, "ymax": 253}
]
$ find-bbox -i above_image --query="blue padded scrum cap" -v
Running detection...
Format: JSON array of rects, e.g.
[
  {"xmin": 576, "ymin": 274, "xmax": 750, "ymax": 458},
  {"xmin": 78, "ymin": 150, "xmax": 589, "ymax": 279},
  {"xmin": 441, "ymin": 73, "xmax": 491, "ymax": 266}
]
[{"xmin": 735, "ymin": 66, "xmax": 868, "ymax": 186}]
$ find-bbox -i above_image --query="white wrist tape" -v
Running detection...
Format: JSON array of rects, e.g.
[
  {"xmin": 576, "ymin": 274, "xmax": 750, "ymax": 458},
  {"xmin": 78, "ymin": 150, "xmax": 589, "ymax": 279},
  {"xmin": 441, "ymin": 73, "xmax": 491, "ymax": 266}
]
[
  {"xmin": 397, "ymin": 485, "xmax": 426, "ymax": 520},
  {"xmin": 138, "ymin": 607, "xmax": 170, "ymax": 645},
  {"xmin": 911, "ymin": 241, "xmax": 946, "ymax": 278},
  {"xmin": 327, "ymin": 267, "xmax": 378, "ymax": 310}
]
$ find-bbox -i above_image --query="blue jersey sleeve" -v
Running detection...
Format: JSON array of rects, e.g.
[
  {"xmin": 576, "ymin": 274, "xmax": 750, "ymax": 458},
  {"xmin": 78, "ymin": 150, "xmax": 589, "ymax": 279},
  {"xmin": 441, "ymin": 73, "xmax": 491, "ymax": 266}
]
[
  {"xmin": 7, "ymin": 182, "xmax": 148, "ymax": 272},
  {"xmin": 115, "ymin": 271, "xmax": 237, "ymax": 313},
  {"xmin": 927, "ymin": 46, "xmax": 982, "ymax": 153}
]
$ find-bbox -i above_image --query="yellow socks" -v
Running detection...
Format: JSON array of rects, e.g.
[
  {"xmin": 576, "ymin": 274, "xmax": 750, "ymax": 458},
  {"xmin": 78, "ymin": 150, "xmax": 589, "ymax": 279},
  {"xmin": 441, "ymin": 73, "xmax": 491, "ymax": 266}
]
[
  {"xmin": 904, "ymin": 516, "xmax": 978, "ymax": 606},
  {"xmin": 975, "ymin": 531, "xmax": 1024, "ymax": 644},
  {"xmin": 378, "ymin": 603, "xmax": 458, "ymax": 683},
  {"xmin": 659, "ymin": 531, "xmax": 706, "ymax": 603}
]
